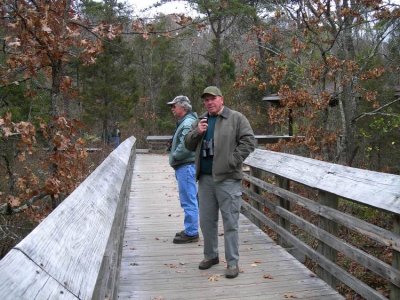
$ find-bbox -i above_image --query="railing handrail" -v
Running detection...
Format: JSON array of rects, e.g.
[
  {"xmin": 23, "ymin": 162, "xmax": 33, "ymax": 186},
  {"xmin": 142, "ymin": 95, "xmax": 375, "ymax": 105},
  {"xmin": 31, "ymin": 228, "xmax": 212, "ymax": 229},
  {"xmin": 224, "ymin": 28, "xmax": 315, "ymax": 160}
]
[
  {"xmin": 0, "ymin": 136, "xmax": 136, "ymax": 300},
  {"xmin": 242, "ymin": 148, "xmax": 400, "ymax": 300},
  {"xmin": 245, "ymin": 149, "xmax": 400, "ymax": 214}
]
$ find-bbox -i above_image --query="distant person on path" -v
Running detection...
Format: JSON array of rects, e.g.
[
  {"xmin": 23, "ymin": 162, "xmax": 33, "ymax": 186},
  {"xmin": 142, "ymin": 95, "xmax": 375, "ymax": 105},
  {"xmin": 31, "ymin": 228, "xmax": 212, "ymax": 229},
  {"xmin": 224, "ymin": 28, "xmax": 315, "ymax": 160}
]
[
  {"xmin": 185, "ymin": 86, "xmax": 256, "ymax": 278},
  {"xmin": 167, "ymin": 95, "xmax": 199, "ymax": 244},
  {"xmin": 109, "ymin": 122, "xmax": 121, "ymax": 148}
]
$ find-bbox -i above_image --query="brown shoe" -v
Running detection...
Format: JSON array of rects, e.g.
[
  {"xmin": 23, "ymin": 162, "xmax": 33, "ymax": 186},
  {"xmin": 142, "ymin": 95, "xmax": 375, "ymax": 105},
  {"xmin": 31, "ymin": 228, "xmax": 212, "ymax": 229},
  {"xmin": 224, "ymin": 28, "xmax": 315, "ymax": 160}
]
[
  {"xmin": 173, "ymin": 233, "xmax": 199, "ymax": 244},
  {"xmin": 225, "ymin": 265, "xmax": 239, "ymax": 278},
  {"xmin": 198, "ymin": 257, "xmax": 219, "ymax": 270}
]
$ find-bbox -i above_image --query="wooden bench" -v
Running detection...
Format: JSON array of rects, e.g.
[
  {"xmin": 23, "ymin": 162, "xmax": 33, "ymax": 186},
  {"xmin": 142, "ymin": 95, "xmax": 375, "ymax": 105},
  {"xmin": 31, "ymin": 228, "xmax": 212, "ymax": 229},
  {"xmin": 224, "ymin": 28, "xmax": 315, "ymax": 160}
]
[
  {"xmin": 146, "ymin": 135, "xmax": 296, "ymax": 152},
  {"xmin": 146, "ymin": 135, "xmax": 172, "ymax": 152}
]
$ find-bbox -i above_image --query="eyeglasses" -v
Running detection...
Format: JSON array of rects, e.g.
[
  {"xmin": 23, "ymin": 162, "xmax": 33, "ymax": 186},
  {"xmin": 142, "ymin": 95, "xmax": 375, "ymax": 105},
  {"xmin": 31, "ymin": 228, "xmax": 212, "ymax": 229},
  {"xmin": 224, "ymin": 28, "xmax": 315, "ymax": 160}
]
[{"xmin": 171, "ymin": 104, "xmax": 176, "ymax": 109}]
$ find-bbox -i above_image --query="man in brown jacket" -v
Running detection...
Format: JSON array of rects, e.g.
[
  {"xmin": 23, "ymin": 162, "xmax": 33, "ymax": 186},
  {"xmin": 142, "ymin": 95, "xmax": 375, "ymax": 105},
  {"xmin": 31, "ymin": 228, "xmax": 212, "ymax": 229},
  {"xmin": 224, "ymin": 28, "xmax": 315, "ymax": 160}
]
[{"xmin": 185, "ymin": 86, "xmax": 255, "ymax": 278}]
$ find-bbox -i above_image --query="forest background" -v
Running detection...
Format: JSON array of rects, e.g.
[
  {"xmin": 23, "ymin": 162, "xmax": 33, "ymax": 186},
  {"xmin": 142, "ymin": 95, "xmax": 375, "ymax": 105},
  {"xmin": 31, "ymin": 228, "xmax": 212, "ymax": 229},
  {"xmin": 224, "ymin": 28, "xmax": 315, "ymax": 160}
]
[{"xmin": 0, "ymin": 0, "xmax": 399, "ymax": 297}]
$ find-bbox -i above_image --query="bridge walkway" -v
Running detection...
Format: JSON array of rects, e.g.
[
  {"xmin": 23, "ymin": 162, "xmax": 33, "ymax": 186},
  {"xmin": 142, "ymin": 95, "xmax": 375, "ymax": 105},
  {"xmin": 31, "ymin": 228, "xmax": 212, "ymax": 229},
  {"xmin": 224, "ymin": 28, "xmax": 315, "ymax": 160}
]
[{"xmin": 117, "ymin": 153, "xmax": 343, "ymax": 299}]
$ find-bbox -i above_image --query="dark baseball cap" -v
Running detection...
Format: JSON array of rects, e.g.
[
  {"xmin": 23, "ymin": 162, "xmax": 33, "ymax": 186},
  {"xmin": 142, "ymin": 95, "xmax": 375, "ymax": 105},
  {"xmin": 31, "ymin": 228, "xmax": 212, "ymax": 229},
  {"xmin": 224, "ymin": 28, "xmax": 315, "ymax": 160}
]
[{"xmin": 201, "ymin": 86, "xmax": 222, "ymax": 98}]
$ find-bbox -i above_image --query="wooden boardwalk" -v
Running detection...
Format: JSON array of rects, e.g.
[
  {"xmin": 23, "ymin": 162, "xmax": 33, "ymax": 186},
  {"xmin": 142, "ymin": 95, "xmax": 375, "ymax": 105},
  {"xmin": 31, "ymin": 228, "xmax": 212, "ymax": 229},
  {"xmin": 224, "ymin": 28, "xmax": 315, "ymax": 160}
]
[{"xmin": 117, "ymin": 153, "xmax": 344, "ymax": 300}]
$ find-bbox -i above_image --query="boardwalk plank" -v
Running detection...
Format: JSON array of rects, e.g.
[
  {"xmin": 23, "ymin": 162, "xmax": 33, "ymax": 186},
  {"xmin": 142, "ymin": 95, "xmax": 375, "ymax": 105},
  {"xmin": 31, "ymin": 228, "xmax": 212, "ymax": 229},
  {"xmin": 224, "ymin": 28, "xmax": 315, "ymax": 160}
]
[{"xmin": 117, "ymin": 153, "xmax": 343, "ymax": 299}]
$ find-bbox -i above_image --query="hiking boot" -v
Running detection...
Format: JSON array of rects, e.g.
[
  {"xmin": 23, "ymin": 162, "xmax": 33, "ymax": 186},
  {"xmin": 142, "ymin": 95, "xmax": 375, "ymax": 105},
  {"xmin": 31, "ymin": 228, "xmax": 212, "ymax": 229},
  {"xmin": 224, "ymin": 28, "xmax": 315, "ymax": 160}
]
[
  {"xmin": 173, "ymin": 233, "xmax": 199, "ymax": 244},
  {"xmin": 198, "ymin": 257, "xmax": 219, "ymax": 270},
  {"xmin": 175, "ymin": 230, "xmax": 185, "ymax": 237},
  {"xmin": 225, "ymin": 265, "xmax": 239, "ymax": 279}
]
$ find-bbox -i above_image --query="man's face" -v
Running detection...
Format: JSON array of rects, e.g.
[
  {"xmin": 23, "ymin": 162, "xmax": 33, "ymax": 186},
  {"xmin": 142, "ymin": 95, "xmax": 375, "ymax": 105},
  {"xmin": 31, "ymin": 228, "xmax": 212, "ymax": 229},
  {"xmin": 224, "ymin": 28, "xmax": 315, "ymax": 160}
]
[
  {"xmin": 202, "ymin": 94, "xmax": 224, "ymax": 115},
  {"xmin": 170, "ymin": 103, "xmax": 186, "ymax": 119}
]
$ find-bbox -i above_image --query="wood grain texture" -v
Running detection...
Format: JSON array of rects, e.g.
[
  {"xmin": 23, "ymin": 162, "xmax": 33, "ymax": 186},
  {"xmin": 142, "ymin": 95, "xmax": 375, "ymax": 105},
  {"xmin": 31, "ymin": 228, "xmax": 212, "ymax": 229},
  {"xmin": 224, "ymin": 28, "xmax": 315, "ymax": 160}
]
[
  {"xmin": 244, "ymin": 149, "xmax": 400, "ymax": 214},
  {"xmin": 0, "ymin": 137, "xmax": 136, "ymax": 300},
  {"xmin": 117, "ymin": 153, "xmax": 343, "ymax": 299},
  {"xmin": 0, "ymin": 250, "xmax": 76, "ymax": 299},
  {"xmin": 243, "ymin": 149, "xmax": 400, "ymax": 299}
]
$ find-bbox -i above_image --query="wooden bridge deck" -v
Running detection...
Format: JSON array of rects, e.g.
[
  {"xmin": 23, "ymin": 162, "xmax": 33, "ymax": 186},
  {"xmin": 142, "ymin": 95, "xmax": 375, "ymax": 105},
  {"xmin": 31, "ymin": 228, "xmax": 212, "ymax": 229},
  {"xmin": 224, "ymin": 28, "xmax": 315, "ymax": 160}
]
[{"xmin": 117, "ymin": 153, "xmax": 344, "ymax": 300}]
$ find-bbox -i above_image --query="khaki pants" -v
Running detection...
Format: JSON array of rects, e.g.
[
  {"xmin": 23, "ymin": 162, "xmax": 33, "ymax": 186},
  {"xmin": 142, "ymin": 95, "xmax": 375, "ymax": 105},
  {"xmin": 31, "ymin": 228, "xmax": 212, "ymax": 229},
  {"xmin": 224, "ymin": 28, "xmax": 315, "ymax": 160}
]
[{"xmin": 198, "ymin": 175, "xmax": 242, "ymax": 267}]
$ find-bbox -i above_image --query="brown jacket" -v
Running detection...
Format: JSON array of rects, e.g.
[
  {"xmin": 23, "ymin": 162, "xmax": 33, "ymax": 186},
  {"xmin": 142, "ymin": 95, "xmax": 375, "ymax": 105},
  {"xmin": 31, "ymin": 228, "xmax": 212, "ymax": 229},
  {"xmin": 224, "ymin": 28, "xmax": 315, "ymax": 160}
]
[{"xmin": 185, "ymin": 107, "xmax": 256, "ymax": 182}]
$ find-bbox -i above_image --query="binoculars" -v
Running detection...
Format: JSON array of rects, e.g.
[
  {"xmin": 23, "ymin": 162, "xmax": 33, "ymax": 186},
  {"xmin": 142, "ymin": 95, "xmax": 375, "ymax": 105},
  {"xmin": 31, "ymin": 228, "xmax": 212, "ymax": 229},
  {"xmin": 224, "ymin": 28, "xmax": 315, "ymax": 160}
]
[{"xmin": 202, "ymin": 138, "xmax": 214, "ymax": 157}]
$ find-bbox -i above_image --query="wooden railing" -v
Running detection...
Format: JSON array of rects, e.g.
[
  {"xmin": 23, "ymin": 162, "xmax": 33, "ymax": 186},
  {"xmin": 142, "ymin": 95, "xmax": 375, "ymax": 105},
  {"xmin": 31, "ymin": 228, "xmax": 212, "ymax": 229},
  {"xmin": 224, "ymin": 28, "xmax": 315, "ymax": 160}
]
[
  {"xmin": 0, "ymin": 137, "xmax": 136, "ymax": 300},
  {"xmin": 2, "ymin": 139, "xmax": 398, "ymax": 299},
  {"xmin": 146, "ymin": 134, "xmax": 296, "ymax": 152},
  {"xmin": 242, "ymin": 149, "xmax": 400, "ymax": 300}
]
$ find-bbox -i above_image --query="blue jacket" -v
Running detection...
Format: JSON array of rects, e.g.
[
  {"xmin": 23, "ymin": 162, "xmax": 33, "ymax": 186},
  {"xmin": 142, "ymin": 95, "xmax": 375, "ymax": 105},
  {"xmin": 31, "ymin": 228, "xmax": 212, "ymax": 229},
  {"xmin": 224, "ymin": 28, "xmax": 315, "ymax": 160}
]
[{"xmin": 169, "ymin": 112, "xmax": 197, "ymax": 168}]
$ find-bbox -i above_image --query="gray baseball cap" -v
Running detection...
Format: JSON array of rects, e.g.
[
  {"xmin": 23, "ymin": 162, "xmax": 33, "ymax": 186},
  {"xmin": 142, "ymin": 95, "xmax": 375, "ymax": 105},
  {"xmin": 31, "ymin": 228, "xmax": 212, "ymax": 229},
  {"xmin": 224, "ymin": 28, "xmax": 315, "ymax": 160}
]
[{"xmin": 167, "ymin": 95, "xmax": 191, "ymax": 105}]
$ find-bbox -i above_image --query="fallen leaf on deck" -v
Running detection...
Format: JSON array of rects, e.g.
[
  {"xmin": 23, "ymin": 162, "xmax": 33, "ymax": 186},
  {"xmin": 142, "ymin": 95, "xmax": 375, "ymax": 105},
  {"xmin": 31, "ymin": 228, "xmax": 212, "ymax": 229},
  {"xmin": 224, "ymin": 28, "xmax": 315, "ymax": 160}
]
[
  {"xmin": 208, "ymin": 274, "xmax": 220, "ymax": 282},
  {"xmin": 284, "ymin": 293, "xmax": 297, "ymax": 298},
  {"xmin": 263, "ymin": 274, "xmax": 273, "ymax": 279}
]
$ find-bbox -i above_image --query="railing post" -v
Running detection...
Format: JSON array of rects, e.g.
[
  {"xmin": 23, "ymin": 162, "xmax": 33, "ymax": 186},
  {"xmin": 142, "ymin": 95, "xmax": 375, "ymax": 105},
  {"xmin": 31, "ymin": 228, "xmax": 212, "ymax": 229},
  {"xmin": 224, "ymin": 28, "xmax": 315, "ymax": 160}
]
[
  {"xmin": 276, "ymin": 175, "xmax": 291, "ymax": 248},
  {"xmin": 317, "ymin": 191, "xmax": 338, "ymax": 288},
  {"xmin": 391, "ymin": 214, "xmax": 400, "ymax": 300},
  {"xmin": 249, "ymin": 167, "xmax": 262, "ymax": 228}
]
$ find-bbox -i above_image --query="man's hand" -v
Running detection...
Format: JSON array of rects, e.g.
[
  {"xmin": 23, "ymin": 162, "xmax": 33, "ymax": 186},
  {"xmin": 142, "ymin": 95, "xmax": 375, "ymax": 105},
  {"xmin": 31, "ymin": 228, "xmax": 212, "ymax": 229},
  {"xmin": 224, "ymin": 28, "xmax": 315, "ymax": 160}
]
[{"xmin": 198, "ymin": 117, "xmax": 208, "ymax": 134}]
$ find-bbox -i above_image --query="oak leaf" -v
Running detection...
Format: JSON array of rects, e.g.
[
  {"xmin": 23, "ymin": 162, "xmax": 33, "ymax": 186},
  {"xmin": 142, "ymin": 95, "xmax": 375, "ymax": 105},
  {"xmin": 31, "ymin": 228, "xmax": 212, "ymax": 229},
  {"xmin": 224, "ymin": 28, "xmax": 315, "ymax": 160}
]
[
  {"xmin": 284, "ymin": 293, "xmax": 297, "ymax": 298},
  {"xmin": 208, "ymin": 274, "xmax": 220, "ymax": 282},
  {"xmin": 8, "ymin": 196, "xmax": 21, "ymax": 207}
]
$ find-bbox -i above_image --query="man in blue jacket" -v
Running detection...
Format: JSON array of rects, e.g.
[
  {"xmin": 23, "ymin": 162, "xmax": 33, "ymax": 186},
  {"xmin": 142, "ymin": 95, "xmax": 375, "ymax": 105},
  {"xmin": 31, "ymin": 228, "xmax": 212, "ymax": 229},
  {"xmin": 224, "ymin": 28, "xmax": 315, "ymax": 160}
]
[{"xmin": 167, "ymin": 95, "xmax": 199, "ymax": 244}]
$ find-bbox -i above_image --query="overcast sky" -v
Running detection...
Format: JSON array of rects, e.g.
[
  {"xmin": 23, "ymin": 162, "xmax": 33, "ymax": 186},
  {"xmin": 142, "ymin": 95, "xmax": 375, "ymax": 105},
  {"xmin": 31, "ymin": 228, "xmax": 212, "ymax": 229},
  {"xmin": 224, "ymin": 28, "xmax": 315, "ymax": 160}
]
[{"xmin": 126, "ymin": 0, "xmax": 194, "ymax": 16}]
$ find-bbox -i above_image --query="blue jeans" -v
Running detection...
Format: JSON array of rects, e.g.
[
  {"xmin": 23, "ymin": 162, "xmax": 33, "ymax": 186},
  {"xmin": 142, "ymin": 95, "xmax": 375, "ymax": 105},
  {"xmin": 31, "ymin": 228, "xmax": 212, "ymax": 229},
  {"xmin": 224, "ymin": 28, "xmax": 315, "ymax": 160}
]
[
  {"xmin": 109, "ymin": 136, "xmax": 120, "ymax": 148},
  {"xmin": 175, "ymin": 164, "xmax": 199, "ymax": 236}
]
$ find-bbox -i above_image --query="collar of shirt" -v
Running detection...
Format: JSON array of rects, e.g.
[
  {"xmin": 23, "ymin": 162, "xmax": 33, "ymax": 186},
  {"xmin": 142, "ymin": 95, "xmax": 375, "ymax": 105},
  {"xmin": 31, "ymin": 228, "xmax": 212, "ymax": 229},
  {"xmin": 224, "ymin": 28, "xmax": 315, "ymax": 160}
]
[{"xmin": 210, "ymin": 106, "xmax": 224, "ymax": 117}]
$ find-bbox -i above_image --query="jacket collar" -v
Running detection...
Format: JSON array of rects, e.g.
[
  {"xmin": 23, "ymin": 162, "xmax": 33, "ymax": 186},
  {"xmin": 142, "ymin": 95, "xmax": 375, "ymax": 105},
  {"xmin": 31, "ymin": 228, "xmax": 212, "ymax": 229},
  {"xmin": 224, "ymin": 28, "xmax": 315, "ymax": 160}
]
[
  {"xmin": 201, "ymin": 106, "xmax": 231, "ymax": 119},
  {"xmin": 219, "ymin": 106, "xmax": 231, "ymax": 119}
]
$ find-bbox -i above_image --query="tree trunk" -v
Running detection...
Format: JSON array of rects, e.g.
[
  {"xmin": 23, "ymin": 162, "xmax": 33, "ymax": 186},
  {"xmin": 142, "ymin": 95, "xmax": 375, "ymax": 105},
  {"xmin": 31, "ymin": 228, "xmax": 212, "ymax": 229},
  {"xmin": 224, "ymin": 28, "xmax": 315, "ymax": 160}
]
[
  {"xmin": 213, "ymin": 19, "xmax": 223, "ymax": 87},
  {"xmin": 337, "ymin": 82, "xmax": 358, "ymax": 166},
  {"xmin": 51, "ymin": 61, "xmax": 63, "ymax": 117},
  {"xmin": 336, "ymin": 0, "xmax": 358, "ymax": 166},
  {"xmin": 253, "ymin": 16, "xmax": 269, "ymax": 92}
]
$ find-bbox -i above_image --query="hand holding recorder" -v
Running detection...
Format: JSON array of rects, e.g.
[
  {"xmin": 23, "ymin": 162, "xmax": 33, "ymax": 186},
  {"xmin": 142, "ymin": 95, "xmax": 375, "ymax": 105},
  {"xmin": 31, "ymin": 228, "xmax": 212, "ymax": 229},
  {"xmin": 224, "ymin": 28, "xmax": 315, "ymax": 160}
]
[{"xmin": 198, "ymin": 117, "xmax": 208, "ymax": 134}]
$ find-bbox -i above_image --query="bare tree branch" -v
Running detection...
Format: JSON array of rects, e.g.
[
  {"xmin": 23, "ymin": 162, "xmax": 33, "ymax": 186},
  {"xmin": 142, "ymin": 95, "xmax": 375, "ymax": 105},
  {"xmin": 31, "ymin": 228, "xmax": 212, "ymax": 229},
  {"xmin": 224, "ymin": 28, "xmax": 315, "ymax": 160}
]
[
  {"xmin": 352, "ymin": 98, "xmax": 400, "ymax": 123},
  {"xmin": 0, "ymin": 192, "xmax": 49, "ymax": 215}
]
